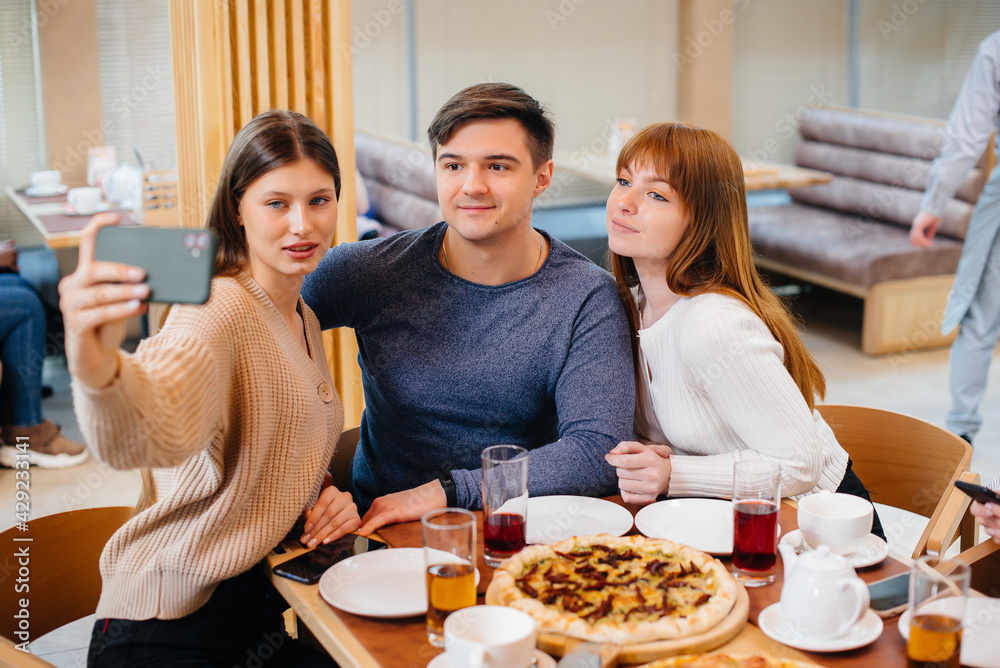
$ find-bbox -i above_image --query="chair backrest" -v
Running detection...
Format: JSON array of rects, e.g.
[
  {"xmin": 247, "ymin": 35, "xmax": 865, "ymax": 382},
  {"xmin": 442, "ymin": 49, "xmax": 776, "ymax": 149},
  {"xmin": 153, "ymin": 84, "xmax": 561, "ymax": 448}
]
[
  {"xmin": 817, "ymin": 404, "xmax": 972, "ymax": 557},
  {"xmin": 329, "ymin": 427, "xmax": 360, "ymax": 494},
  {"xmin": 0, "ymin": 506, "xmax": 132, "ymax": 641}
]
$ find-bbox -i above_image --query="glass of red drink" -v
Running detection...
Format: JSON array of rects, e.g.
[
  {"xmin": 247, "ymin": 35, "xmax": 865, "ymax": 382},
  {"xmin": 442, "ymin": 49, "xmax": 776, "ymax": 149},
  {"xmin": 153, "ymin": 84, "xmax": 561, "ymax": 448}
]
[
  {"xmin": 731, "ymin": 460, "xmax": 781, "ymax": 586},
  {"xmin": 481, "ymin": 445, "xmax": 529, "ymax": 567}
]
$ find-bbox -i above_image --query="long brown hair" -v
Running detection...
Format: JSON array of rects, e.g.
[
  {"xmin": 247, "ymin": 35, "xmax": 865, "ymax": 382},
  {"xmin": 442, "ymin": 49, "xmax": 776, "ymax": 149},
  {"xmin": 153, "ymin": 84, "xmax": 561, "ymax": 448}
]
[
  {"xmin": 209, "ymin": 109, "xmax": 342, "ymax": 276},
  {"xmin": 609, "ymin": 123, "xmax": 825, "ymax": 414}
]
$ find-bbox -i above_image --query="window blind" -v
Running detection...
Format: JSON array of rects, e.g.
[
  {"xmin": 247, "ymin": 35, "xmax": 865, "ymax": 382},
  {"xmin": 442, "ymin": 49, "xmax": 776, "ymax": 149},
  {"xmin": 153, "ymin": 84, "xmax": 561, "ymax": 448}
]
[{"xmin": 95, "ymin": 0, "xmax": 176, "ymax": 172}]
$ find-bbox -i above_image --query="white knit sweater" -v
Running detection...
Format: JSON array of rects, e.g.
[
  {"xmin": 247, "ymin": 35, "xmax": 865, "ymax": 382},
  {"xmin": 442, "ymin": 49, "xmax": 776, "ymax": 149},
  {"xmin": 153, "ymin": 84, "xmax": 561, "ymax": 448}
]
[
  {"xmin": 636, "ymin": 293, "xmax": 848, "ymax": 499},
  {"xmin": 72, "ymin": 273, "xmax": 344, "ymax": 620}
]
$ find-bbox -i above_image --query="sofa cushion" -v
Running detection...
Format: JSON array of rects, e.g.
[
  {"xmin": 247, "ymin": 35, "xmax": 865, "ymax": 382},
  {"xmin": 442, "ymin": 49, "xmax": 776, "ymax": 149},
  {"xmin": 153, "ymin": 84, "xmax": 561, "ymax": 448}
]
[
  {"xmin": 356, "ymin": 133, "xmax": 438, "ymax": 202},
  {"xmin": 798, "ymin": 108, "xmax": 945, "ymax": 161},
  {"xmin": 749, "ymin": 204, "xmax": 963, "ymax": 287},
  {"xmin": 794, "ymin": 141, "xmax": 987, "ymax": 205},
  {"xmin": 787, "ymin": 176, "xmax": 975, "ymax": 240},
  {"xmin": 367, "ymin": 180, "xmax": 442, "ymax": 231}
]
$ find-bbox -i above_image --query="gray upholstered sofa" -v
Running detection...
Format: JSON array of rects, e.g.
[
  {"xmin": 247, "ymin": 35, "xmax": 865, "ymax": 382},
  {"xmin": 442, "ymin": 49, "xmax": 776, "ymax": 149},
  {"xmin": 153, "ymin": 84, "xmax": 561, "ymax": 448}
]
[
  {"xmin": 355, "ymin": 131, "xmax": 441, "ymax": 235},
  {"xmin": 749, "ymin": 107, "xmax": 993, "ymax": 355}
]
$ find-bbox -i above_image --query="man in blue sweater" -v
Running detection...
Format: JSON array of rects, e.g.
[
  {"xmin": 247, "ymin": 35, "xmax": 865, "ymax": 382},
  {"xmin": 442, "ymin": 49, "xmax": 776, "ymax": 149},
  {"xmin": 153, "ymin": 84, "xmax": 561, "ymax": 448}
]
[{"xmin": 302, "ymin": 83, "xmax": 634, "ymax": 533}]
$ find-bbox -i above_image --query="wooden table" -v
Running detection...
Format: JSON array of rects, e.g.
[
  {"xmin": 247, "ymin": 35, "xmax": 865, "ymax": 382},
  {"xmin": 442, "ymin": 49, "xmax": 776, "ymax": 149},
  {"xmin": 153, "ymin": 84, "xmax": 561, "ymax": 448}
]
[
  {"xmin": 553, "ymin": 153, "xmax": 832, "ymax": 192},
  {"xmin": 267, "ymin": 498, "xmax": 911, "ymax": 667},
  {"xmin": 4, "ymin": 186, "xmax": 137, "ymax": 249}
]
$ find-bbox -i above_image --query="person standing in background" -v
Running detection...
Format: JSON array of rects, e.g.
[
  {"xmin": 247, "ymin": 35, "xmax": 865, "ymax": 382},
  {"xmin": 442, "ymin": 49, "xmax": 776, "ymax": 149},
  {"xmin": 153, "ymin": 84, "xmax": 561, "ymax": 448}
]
[{"xmin": 911, "ymin": 29, "xmax": 1000, "ymax": 445}]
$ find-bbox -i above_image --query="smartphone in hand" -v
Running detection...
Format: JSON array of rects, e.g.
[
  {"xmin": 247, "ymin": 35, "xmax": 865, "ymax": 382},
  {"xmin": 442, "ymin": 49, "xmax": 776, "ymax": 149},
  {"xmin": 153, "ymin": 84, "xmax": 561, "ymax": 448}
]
[
  {"xmin": 94, "ymin": 226, "xmax": 216, "ymax": 304},
  {"xmin": 954, "ymin": 480, "xmax": 1000, "ymax": 506},
  {"xmin": 272, "ymin": 534, "xmax": 389, "ymax": 584}
]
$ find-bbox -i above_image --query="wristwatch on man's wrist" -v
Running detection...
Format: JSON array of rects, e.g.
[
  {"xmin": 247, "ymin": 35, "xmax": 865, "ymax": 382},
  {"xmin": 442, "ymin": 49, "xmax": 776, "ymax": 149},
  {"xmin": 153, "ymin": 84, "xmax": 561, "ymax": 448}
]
[{"xmin": 436, "ymin": 469, "xmax": 457, "ymax": 508}]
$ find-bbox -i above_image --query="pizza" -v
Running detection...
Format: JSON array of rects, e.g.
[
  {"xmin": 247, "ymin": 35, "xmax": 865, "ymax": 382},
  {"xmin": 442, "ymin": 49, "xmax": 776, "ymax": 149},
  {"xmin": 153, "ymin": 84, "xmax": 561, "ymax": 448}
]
[
  {"xmin": 640, "ymin": 655, "xmax": 813, "ymax": 668},
  {"xmin": 487, "ymin": 534, "xmax": 739, "ymax": 644}
]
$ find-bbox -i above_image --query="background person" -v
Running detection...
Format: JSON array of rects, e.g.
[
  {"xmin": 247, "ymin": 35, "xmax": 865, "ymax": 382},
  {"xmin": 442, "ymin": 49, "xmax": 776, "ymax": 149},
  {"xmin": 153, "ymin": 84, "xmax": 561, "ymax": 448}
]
[
  {"xmin": 0, "ymin": 238, "xmax": 87, "ymax": 468},
  {"xmin": 302, "ymin": 82, "xmax": 634, "ymax": 534},
  {"xmin": 61, "ymin": 110, "xmax": 357, "ymax": 667},
  {"xmin": 602, "ymin": 122, "xmax": 884, "ymax": 539},
  {"xmin": 910, "ymin": 29, "xmax": 1000, "ymax": 445}
]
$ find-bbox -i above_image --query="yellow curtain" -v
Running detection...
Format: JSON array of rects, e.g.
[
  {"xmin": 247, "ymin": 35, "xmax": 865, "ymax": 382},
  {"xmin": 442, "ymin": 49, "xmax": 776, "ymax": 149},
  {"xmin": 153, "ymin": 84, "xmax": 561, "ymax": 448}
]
[{"xmin": 168, "ymin": 0, "xmax": 364, "ymax": 427}]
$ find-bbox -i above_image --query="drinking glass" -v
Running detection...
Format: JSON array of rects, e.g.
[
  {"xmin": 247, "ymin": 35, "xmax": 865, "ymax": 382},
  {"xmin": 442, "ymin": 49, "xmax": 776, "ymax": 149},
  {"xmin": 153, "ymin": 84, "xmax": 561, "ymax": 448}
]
[
  {"xmin": 422, "ymin": 508, "xmax": 477, "ymax": 648},
  {"xmin": 907, "ymin": 556, "xmax": 970, "ymax": 668},
  {"xmin": 731, "ymin": 460, "xmax": 781, "ymax": 586},
  {"xmin": 481, "ymin": 444, "xmax": 529, "ymax": 567}
]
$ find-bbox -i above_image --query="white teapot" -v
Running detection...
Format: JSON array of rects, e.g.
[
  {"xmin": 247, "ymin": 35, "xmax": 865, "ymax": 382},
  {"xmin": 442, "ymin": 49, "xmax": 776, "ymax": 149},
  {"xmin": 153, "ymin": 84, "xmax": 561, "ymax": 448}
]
[{"xmin": 779, "ymin": 544, "xmax": 869, "ymax": 638}]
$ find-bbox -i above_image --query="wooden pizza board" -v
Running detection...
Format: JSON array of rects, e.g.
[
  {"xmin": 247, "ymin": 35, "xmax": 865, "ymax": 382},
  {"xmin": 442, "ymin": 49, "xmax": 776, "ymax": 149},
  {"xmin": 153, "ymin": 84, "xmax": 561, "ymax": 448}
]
[{"xmin": 486, "ymin": 581, "xmax": 750, "ymax": 663}]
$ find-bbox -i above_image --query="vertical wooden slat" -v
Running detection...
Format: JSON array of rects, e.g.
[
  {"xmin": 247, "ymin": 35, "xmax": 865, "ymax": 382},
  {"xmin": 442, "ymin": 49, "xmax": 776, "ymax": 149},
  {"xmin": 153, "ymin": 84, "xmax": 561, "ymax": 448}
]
[
  {"xmin": 218, "ymin": 1, "xmax": 236, "ymax": 140},
  {"xmin": 232, "ymin": 0, "xmax": 253, "ymax": 127},
  {"xmin": 270, "ymin": 0, "xmax": 288, "ymax": 109},
  {"xmin": 252, "ymin": 0, "xmax": 271, "ymax": 113},
  {"xmin": 288, "ymin": 1, "xmax": 307, "ymax": 114},
  {"xmin": 306, "ymin": 0, "xmax": 327, "ymax": 127}
]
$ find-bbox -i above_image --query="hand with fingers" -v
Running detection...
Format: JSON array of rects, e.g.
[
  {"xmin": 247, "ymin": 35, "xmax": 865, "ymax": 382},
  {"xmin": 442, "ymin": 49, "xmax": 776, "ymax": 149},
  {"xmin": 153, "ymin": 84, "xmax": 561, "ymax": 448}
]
[
  {"xmin": 300, "ymin": 485, "xmax": 361, "ymax": 548},
  {"xmin": 357, "ymin": 480, "xmax": 447, "ymax": 536},
  {"xmin": 970, "ymin": 500, "xmax": 1000, "ymax": 545},
  {"xmin": 58, "ymin": 214, "xmax": 149, "ymax": 389},
  {"xmin": 910, "ymin": 211, "xmax": 941, "ymax": 248},
  {"xmin": 605, "ymin": 440, "xmax": 673, "ymax": 506}
]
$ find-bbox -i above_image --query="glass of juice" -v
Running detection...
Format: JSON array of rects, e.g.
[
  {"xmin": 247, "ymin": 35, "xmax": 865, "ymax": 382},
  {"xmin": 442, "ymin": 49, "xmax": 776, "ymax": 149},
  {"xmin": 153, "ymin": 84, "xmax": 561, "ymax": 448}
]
[
  {"xmin": 907, "ymin": 556, "xmax": 970, "ymax": 668},
  {"xmin": 731, "ymin": 460, "xmax": 781, "ymax": 586},
  {"xmin": 481, "ymin": 444, "xmax": 529, "ymax": 567},
  {"xmin": 422, "ymin": 508, "xmax": 477, "ymax": 647}
]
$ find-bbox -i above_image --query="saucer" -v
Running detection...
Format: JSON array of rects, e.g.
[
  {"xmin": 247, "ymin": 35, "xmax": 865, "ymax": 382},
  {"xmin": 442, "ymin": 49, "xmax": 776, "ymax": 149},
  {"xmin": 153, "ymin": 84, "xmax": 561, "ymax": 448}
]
[
  {"xmin": 758, "ymin": 602, "xmax": 883, "ymax": 652},
  {"xmin": 25, "ymin": 184, "xmax": 69, "ymax": 197},
  {"xmin": 780, "ymin": 529, "xmax": 888, "ymax": 568},
  {"xmin": 427, "ymin": 649, "xmax": 555, "ymax": 668},
  {"xmin": 62, "ymin": 202, "xmax": 112, "ymax": 216}
]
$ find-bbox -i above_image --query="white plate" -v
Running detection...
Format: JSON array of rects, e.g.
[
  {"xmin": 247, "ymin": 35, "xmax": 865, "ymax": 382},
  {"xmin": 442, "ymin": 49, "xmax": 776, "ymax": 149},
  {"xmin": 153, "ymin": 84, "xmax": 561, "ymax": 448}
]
[
  {"xmin": 62, "ymin": 202, "xmax": 112, "ymax": 216},
  {"xmin": 318, "ymin": 548, "xmax": 479, "ymax": 618},
  {"xmin": 635, "ymin": 498, "xmax": 734, "ymax": 555},
  {"xmin": 428, "ymin": 649, "xmax": 556, "ymax": 668},
  {"xmin": 900, "ymin": 597, "xmax": 1000, "ymax": 668},
  {"xmin": 526, "ymin": 495, "xmax": 633, "ymax": 545},
  {"xmin": 758, "ymin": 602, "xmax": 883, "ymax": 652},
  {"xmin": 780, "ymin": 529, "xmax": 888, "ymax": 569},
  {"xmin": 24, "ymin": 184, "xmax": 68, "ymax": 197}
]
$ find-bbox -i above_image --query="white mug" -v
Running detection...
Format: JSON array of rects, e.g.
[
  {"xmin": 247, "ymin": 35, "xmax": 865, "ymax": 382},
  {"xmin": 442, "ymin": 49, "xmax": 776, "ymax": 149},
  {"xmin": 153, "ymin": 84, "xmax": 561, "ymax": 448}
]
[
  {"xmin": 444, "ymin": 606, "xmax": 536, "ymax": 668},
  {"xmin": 798, "ymin": 491, "xmax": 873, "ymax": 555},
  {"xmin": 30, "ymin": 170, "xmax": 61, "ymax": 192},
  {"xmin": 67, "ymin": 187, "xmax": 103, "ymax": 215}
]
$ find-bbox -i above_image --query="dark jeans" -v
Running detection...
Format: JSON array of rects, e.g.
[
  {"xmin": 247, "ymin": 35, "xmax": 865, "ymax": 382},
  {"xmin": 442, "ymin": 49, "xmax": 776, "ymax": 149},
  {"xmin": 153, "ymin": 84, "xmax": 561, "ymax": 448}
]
[
  {"xmin": 836, "ymin": 458, "xmax": 886, "ymax": 541},
  {"xmin": 88, "ymin": 567, "xmax": 336, "ymax": 668},
  {"xmin": 0, "ymin": 275, "xmax": 45, "ymax": 427}
]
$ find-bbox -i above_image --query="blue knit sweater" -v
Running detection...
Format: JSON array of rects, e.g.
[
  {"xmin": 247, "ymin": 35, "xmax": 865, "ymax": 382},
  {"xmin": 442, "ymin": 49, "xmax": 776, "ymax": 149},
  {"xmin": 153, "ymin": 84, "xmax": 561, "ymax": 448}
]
[{"xmin": 302, "ymin": 222, "xmax": 635, "ymax": 511}]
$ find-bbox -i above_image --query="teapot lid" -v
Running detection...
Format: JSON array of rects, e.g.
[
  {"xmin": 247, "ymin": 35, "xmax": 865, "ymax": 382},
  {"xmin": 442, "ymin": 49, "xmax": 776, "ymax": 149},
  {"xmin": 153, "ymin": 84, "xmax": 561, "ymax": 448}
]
[{"xmin": 798, "ymin": 545, "xmax": 851, "ymax": 571}]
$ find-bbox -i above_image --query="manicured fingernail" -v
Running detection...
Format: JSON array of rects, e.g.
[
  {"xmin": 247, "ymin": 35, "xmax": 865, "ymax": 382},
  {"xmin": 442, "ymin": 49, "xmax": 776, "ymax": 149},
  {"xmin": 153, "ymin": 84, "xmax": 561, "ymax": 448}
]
[
  {"xmin": 128, "ymin": 268, "xmax": 144, "ymax": 280},
  {"xmin": 304, "ymin": 523, "xmax": 313, "ymax": 533},
  {"xmin": 126, "ymin": 300, "xmax": 141, "ymax": 310},
  {"xmin": 133, "ymin": 285, "xmax": 149, "ymax": 298},
  {"xmin": 308, "ymin": 538, "xmax": 318, "ymax": 548},
  {"xmin": 301, "ymin": 533, "xmax": 311, "ymax": 543},
  {"xmin": 323, "ymin": 536, "xmax": 332, "ymax": 544}
]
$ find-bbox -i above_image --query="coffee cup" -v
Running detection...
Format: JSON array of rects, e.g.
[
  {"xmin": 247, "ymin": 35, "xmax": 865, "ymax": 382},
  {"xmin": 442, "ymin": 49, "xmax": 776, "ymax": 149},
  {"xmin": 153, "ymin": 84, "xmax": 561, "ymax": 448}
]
[
  {"xmin": 797, "ymin": 492, "xmax": 873, "ymax": 556},
  {"xmin": 444, "ymin": 606, "xmax": 536, "ymax": 668},
  {"xmin": 30, "ymin": 170, "xmax": 62, "ymax": 192},
  {"xmin": 67, "ymin": 187, "xmax": 103, "ymax": 215}
]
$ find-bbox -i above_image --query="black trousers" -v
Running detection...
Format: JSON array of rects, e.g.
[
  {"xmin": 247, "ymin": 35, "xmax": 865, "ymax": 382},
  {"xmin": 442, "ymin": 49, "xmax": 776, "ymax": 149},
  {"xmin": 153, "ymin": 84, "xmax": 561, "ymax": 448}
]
[
  {"xmin": 88, "ymin": 567, "xmax": 336, "ymax": 668},
  {"xmin": 836, "ymin": 458, "xmax": 887, "ymax": 542}
]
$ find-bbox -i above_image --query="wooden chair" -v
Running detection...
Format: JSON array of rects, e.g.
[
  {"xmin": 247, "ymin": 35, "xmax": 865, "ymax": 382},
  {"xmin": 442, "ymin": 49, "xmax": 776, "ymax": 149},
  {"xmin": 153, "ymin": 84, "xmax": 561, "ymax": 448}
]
[
  {"xmin": 816, "ymin": 404, "xmax": 975, "ymax": 559},
  {"xmin": 329, "ymin": 426, "xmax": 360, "ymax": 495},
  {"xmin": 0, "ymin": 505, "xmax": 132, "ymax": 659}
]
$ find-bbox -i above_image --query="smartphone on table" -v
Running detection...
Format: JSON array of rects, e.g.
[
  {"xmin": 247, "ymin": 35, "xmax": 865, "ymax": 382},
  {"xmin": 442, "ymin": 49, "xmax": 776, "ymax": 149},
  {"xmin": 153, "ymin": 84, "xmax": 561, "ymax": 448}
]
[
  {"xmin": 954, "ymin": 480, "xmax": 1000, "ymax": 506},
  {"xmin": 868, "ymin": 572, "xmax": 910, "ymax": 618},
  {"xmin": 94, "ymin": 226, "xmax": 216, "ymax": 304},
  {"xmin": 272, "ymin": 534, "xmax": 389, "ymax": 585}
]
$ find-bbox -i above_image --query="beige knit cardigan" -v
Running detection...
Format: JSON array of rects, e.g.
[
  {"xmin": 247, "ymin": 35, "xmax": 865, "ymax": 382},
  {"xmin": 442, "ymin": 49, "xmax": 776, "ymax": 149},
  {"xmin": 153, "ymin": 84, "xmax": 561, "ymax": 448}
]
[{"xmin": 73, "ymin": 273, "xmax": 344, "ymax": 620}]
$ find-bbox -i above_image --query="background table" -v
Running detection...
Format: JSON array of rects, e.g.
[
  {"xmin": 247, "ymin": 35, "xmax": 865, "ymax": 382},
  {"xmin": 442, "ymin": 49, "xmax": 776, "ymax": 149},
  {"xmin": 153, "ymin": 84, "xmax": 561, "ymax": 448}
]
[
  {"xmin": 4, "ymin": 186, "xmax": 137, "ymax": 249},
  {"xmin": 268, "ymin": 498, "xmax": 910, "ymax": 667}
]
